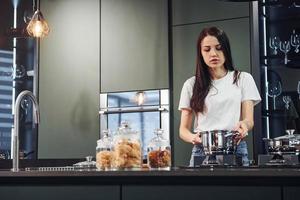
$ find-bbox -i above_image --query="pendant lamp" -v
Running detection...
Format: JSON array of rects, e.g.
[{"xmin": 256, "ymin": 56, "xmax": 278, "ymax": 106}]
[{"xmin": 26, "ymin": 1, "xmax": 49, "ymax": 38}]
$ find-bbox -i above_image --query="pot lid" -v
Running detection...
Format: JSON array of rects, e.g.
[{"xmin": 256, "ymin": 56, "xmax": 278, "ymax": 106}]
[
  {"xmin": 73, "ymin": 156, "xmax": 96, "ymax": 169},
  {"xmin": 274, "ymin": 134, "xmax": 296, "ymax": 140},
  {"xmin": 273, "ymin": 129, "xmax": 297, "ymax": 140}
]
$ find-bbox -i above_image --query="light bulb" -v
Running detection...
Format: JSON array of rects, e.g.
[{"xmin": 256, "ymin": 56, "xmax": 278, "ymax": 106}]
[
  {"xmin": 26, "ymin": 10, "xmax": 49, "ymax": 38},
  {"xmin": 135, "ymin": 92, "xmax": 146, "ymax": 106}
]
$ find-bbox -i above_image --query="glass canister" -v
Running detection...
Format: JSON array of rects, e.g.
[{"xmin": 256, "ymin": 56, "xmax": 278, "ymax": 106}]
[
  {"xmin": 113, "ymin": 121, "xmax": 142, "ymax": 169},
  {"xmin": 96, "ymin": 130, "xmax": 114, "ymax": 170},
  {"xmin": 147, "ymin": 128, "xmax": 171, "ymax": 170}
]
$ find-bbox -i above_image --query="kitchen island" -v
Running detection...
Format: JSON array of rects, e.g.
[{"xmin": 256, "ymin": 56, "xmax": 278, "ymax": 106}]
[{"xmin": 0, "ymin": 166, "xmax": 299, "ymax": 200}]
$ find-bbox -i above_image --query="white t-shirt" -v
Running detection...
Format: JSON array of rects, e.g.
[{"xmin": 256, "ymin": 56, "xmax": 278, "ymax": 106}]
[{"xmin": 178, "ymin": 71, "xmax": 261, "ymax": 132}]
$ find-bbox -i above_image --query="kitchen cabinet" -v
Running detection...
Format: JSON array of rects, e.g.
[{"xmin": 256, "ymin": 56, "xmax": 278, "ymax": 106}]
[
  {"xmin": 259, "ymin": 0, "xmax": 300, "ymax": 141},
  {"xmin": 101, "ymin": 0, "xmax": 169, "ymax": 92},
  {"xmin": 123, "ymin": 185, "xmax": 280, "ymax": 200},
  {"xmin": 0, "ymin": 186, "xmax": 119, "ymax": 200},
  {"xmin": 39, "ymin": 0, "xmax": 100, "ymax": 159},
  {"xmin": 0, "ymin": 168, "xmax": 299, "ymax": 200},
  {"xmin": 283, "ymin": 187, "xmax": 300, "ymax": 200}
]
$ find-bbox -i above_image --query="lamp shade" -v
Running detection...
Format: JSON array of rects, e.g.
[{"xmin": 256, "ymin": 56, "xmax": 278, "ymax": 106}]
[{"xmin": 26, "ymin": 9, "xmax": 49, "ymax": 38}]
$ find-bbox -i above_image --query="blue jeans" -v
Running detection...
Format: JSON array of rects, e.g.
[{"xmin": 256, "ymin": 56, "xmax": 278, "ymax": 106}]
[{"xmin": 189, "ymin": 141, "xmax": 249, "ymax": 167}]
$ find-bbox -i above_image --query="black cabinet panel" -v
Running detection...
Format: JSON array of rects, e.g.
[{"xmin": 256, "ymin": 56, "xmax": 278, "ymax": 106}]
[
  {"xmin": 284, "ymin": 187, "xmax": 300, "ymax": 200},
  {"xmin": 0, "ymin": 186, "xmax": 120, "ymax": 200},
  {"xmin": 123, "ymin": 185, "xmax": 281, "ymax": 200}
]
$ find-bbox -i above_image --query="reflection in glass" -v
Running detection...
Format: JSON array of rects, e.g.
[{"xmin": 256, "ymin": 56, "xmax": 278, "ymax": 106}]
[
  {"xmin": 0, "ymin": 50, "xmax": 13, "ymax": 156},
  {"xmin": 107, "ymin": 90, "xmax": 160, "ymax": 108},
  {"xmin": 134, "ymin": 91, "xmax": 146, "ymax": 106},
  {"xmin": 268, "ymin": 81, "xmax": 282, "ymax": 110},
  {"xmin": 21, "ymin": 97, "xmax": 30, "ymax": 116},
  {"xmin": 0, "ymin": 66, "xmax": 13, "ymax": 78}
]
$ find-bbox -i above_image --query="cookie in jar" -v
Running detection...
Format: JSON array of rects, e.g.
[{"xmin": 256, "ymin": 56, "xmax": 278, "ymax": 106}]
[
  {"xmin": 113, "ymin": 121, "xmax": 142, "ymax": 169},
  {"xmin": 96, "ymin": 130, "xmax": 114, "ymax": 170},
  {"xmin": 147, "ymin": 128, "xmax": 171, "ymax": 170}
]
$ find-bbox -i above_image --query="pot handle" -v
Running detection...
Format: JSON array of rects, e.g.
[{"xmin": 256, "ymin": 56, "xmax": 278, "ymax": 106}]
[
  {"xmin": 262, "ymin": 138, "xmax": 272, "ymax": 141},
  {"xmin": 224, "ymin": 131, "xmax": 239, "ymax": 138}
]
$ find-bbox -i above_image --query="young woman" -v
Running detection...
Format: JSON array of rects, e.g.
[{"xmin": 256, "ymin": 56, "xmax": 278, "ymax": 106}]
[{"xmin": 178, "ymin": 26, "xmax": 261, "ymax": 166}]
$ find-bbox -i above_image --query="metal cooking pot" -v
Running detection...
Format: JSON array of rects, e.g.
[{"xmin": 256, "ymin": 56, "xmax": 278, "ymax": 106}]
[
  {"xmin": 199, "ymin": 130, "xmax": 238, "ymax": 155},
  {"xmin": 263, "ymin": 129, "xmax": 300, "ymax": 154}
]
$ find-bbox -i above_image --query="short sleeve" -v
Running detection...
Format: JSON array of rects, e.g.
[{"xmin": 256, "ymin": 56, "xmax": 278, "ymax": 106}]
[
  {"xmin": 178, "ymin": 77, "xmax": 194, "ymax": 110},
  {"xmin": 240, "ymin": 72, "xmax": 261, "ymax": 106}
]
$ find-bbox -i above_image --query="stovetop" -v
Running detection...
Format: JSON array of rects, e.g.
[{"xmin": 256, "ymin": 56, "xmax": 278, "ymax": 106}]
[
  {"xmin": 178, "ymin": 164, "xmax": 300, "ymax": 169},
  {"xmin": 191, "ymin": 154, "xmax": 300, "ymax": 168}
]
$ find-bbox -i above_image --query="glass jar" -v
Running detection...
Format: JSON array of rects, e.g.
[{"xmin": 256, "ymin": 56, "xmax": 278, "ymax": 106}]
[
  {"xmin": 113, "ymin": 121, "xmax": 142, "ymax": 169},
  {"xmin": 96, "ymin": 130, "xmax": 113, "ymax": 170},
  {"xmin": 147, "ymin": 128, "xmax": 171, "ymax": 170}
]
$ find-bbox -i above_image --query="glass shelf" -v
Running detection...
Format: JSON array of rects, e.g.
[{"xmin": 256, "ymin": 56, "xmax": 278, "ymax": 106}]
[
  {"xmin": 260, "ymin": 0, "xmax": 300, "ymax": 8},
  {"xmin": 260, "ymin": 54, "xmax": 300, "ymax": 60},
  {"xmin": 259, "ymin": 0, "xmax": 300, "ymax": 141}
]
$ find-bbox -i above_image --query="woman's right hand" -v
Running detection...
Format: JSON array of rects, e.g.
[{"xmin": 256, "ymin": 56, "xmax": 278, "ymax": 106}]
[{"xmin": 191, "ymin": 132, "xmax": 202, "ymax": 145}]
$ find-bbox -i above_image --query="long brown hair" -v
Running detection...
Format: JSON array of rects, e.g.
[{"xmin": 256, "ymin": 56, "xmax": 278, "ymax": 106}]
[{"xmin": 190, "ymin": 27, "xmax": 240, "ymax": 114}]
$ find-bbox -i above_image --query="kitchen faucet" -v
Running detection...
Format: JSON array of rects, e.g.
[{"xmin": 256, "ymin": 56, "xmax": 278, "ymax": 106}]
[{"xmin": 12, "ymin": 90, "xmax": 40, "ymax": 172}]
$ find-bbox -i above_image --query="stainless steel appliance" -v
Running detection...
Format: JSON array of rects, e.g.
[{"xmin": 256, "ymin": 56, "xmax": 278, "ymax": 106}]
[{"xmin": 259, "ymin": 129, "xmax": 300, "ymax": 166}]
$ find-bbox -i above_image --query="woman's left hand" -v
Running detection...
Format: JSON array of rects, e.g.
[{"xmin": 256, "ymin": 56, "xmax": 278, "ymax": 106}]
[{"xmin": 233, "ymin": 121, "xmax": 249, "ymax": 144}]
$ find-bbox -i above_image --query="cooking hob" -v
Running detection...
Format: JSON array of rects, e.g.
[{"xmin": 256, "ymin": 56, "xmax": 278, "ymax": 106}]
[
  {"xmin": 193, "ymin": 154, "xmax": 240, "ymax": 167},
  {"xmin": 258, "ymin": 154, "xmax": 300, "ymax": 166},
  {"xmin": 192, "ymin": 154, "xmax": 300, "ymax": 168}
]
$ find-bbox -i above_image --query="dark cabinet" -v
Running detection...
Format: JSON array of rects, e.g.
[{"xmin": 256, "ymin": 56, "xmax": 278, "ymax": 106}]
[
  {"xmin": 122, "ymin": 185, "xmax": 281, "ymax": 200},
  {"xmin": 259, "ymin": 0, "xmax": 300, "ymax": 141},
  {"xmin": 0, "ymin": 186, "xmax": 120, "ymax": 200},
  {"xmin": 283, "ymin": 187, "xmax": 300, "ymax": 200}
]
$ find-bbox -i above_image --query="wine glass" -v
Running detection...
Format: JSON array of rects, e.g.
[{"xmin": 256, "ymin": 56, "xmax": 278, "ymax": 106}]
[
  {"xmin": 297, "ymin": 81, "xmax": 300, "ymax": 100},
  {"xmin": 290, "ymin": 1, "xmax": 300, "ymax": 8},
  {"xmin": 268, "ymin": 81, "xmax": 282, "ymax": 110},
  {"xmin": 23, "ymin": 10, "xmax": 34, "ymax": 24},
  {"xmin": 279, "ymin": 41, "xmax": 291, "ymax": 65},
  {"xmin": 282, "ymin": 96, "xmax": 291, "ymax": 110},
  {"xmin": 290, "ymin": 30, "xmax": 300, "ymax": 53},
  {"xmin": 15, "ymin": 65, "xmax": 26, "ymax": 78},
  {"xmin": 269, "ymin": 36, "xmax": 280, "ymax": 55}
]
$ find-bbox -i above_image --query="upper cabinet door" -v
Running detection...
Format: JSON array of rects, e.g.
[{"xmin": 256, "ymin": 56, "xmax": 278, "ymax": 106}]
[
  {"xmin": 172, "ymin": 0, "xmax": 249, "ymax": 25},
  {"xmin": 101, "ymin": 0, "xmax": 169, "ymax": 92}
]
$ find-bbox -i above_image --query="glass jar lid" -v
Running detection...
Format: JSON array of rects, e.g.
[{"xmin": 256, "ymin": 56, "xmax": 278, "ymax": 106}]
[
  {"xmin": 115, "ymin": 121, "xmax": 140, "ymax": 140},
  {"xmin": 148, "ymin": 128, "xmax": 170, "ymax": 148},
  {"xmin": 73, "ymin": 156, "xmax": 96, "ymax": 169},
  {"xmin": 274, "ymin": 129, "xmax": 298, "ymax": 140},
  {"xmin": 97, "ymin": 129, "xmax": 113, "ymax": 149},
  {"xmin": 118, "ymin": 121, "xmax": 132, "ymax": 134}
]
